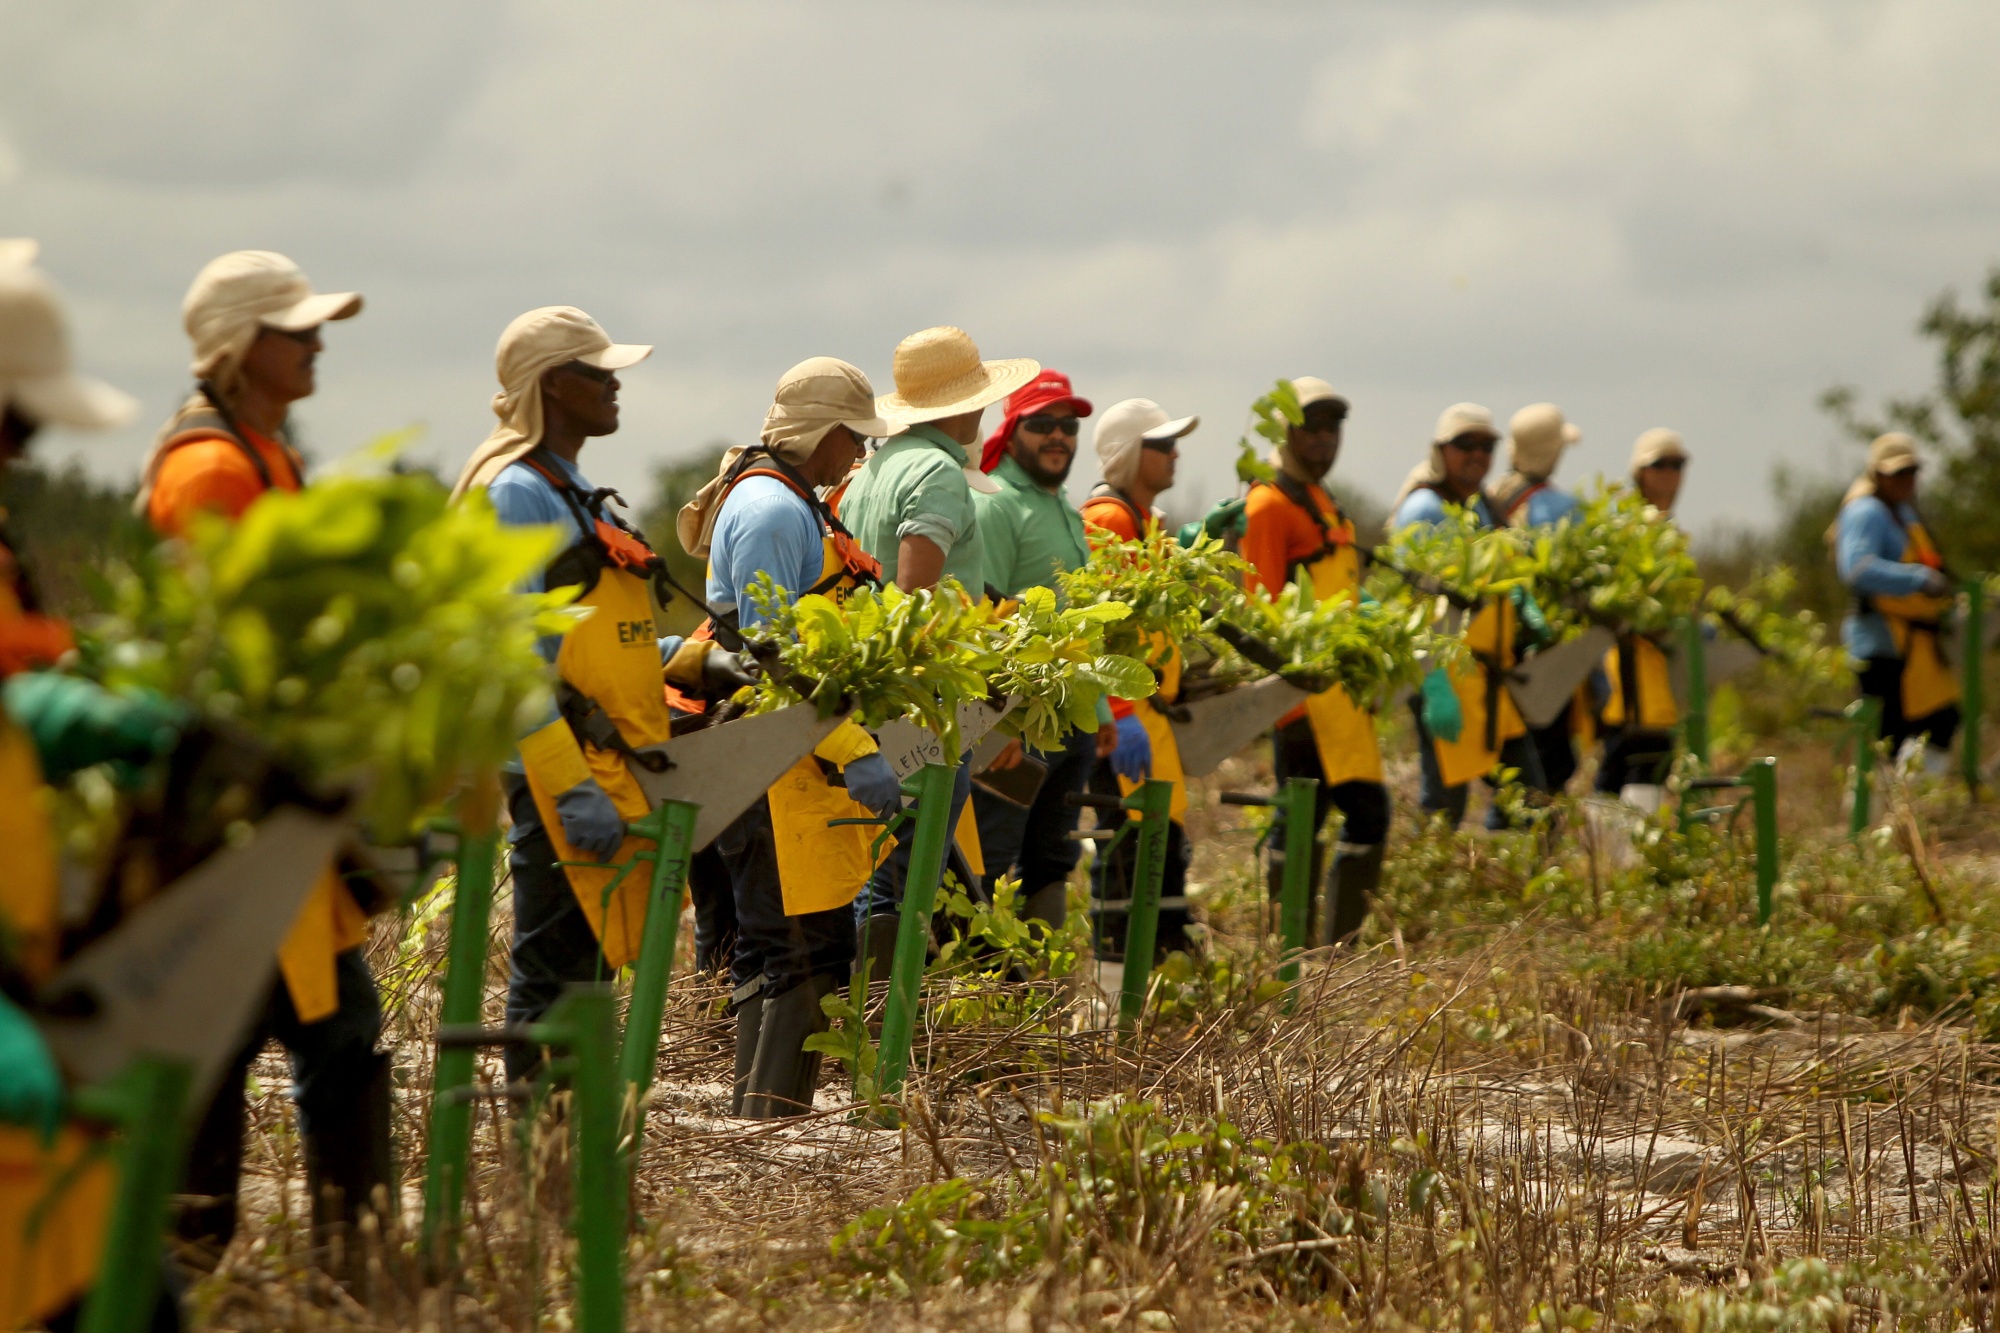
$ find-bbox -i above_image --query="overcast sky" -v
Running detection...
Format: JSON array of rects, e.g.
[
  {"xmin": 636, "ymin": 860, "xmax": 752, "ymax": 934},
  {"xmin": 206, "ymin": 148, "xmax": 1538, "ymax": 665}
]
[{"xmin": 5, "ymin": 0, "xmax": 1997, "ymax": 532}]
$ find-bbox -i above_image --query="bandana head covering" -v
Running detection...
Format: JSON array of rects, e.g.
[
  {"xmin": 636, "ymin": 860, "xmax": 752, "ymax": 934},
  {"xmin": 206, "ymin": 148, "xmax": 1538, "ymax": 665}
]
[
  {"xmin": 1486, "ymin": 402, "xmax": 1580, "ymax": 521},
  {"xmin": 449, "ymin": 306, "xmax": 651, "ymax": 501},
  {"xmin": 980, "ymin": 369, "xmax": 1093, "ymax": 473},
  {"xmin": 676, "ymin": 357, "xmax": 888, "ymax": 558},
  {"xmin": 0, "ymin": 239, "xmax": 137, "ymax": 432}
]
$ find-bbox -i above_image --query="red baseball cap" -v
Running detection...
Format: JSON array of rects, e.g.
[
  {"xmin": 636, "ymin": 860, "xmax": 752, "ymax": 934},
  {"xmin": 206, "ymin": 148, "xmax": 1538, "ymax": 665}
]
[{"xmin": 980, "ymin": 369, "xmax": 1093, "ymax": 472}]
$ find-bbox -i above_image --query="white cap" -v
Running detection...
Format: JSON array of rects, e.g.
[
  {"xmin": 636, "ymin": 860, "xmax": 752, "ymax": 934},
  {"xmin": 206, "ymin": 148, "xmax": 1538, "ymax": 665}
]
[
  {"xmin": 183, "ymin": 249, "xmax": 362, "ymax": 381},
  {"xmin": 1291, "ymin": 376, "xmax": 1349, "ymax": 412},
  {"xmin": 1432, "ymin": 402, "xmax": 1498, "ymax": 444},
  {"xmin": 1094, "ymin": 397, "xmax": 1199, "ymax": 489},
  {"xmin": 0, "ymin": 239, "xmax": 138, "ymax": 430}
]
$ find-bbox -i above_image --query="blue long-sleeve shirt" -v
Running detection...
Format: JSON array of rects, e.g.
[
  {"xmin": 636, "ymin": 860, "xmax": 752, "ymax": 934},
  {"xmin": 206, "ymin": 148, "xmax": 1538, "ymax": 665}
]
[
  {"xmin": 1836, "ymin": 495, "xmax": 1938, "ymax": 661},
  {"xmin": 1506, "ymin": 484, "xmax": 1577, "ymax": 530},
  {"xmin": 705, "ymin": 474, "xmax": 825, "ymax": 628},
  {"xmin": 1391, "ymin": 487, "xmax": 1496, "ymax": 531}
]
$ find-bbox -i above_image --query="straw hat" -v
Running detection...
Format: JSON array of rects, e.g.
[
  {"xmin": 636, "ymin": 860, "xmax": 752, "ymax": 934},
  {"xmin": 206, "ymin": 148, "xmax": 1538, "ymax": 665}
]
[
  {"xmin": 1505, "ymin": 402, "xmax": 1580, "ymax": 476},
  {"xmin": 875, "ymin": 326, "xmax": 1039, "ymax": 427},
  {"xmin": 0, "ymin": 240, "xmax": 138, "ymax": 431}
]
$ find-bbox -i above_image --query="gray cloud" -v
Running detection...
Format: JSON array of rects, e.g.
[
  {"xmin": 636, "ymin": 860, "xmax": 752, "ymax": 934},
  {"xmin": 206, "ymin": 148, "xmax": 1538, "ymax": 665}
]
[{"xmin": 4, "ymin": 0, "xmax": 1995, "ymax": 531}]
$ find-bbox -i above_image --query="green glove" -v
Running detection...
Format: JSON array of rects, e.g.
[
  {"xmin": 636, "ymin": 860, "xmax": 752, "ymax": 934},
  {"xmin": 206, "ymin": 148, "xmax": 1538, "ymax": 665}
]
[
  {"xmin": 1176, "ymin": 496, "xmax": 1249, "ymax": 547},
  {"xmin": 3, "ymin": 672, "xmax": 185, "ymax": 783},
  {"xmin": 0, "ymin": 993, "xmax": 61, "ymax": 1144},
  {"xmin": 1509, "ymin": 586, "xmax": 1550, "ymax": 645},
  {"xmin": 1419, "ymin": 668, "xmax": 1463, "ymax": 744}
]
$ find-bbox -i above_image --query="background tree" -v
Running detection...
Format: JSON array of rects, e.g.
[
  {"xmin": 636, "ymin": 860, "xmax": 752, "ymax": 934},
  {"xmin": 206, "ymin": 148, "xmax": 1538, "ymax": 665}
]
[{"xmin": 0, "ymin": 462, "xmax": 152, "ymax": 616}]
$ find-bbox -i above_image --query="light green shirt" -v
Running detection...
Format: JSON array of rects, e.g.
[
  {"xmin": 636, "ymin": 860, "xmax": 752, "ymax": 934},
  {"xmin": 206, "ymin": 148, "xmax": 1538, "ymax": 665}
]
[
  {"xmin": 974, "ymin": 454, "xmax": 1091, "ymax": 597},
  {"xmin": 840, "ymin": 424, "xmax": 987, "ymax": 591}
]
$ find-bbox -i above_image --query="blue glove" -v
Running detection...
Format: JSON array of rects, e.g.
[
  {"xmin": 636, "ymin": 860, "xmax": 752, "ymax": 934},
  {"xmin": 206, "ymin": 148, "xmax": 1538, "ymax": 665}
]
[
  {"xmin": 555, "ymin": 778, "xmax": 626, "ymax": 857},
  {"xmin": 1420, "ymin": 669, "xmax": 1463, "ymax": 744},
  {"xmin": 0, "ymin": 994, "xmax": 61, "ymax": 1144},
  {"xmin": 1111, "ymin": 714, "xmax": 1153, "ymax": 782},
  {"xmin": 841, "ymin": 751, "xmax": 903, "ymax": 819}
]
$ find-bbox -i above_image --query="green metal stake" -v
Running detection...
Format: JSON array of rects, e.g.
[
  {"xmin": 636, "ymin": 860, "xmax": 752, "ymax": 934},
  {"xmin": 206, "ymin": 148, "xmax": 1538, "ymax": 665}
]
[
  {"xmin": 1275, "ymin": 777, "xmax": 1319, "ymax": 1004},
  {"xmin": 613, "ymin": 797, "xmax": 699, "ymax": 1176},
  {"xmin": 1680, "ymin": 615, "xmax": 1709, "ymax": 770},
  {"xmin": 548, "ymin": 987, "xmax": 624, "ymax": 1333},
  {"xmin": 874, "ymin": 762, "xmax": 959, "ymax": 1104},
  {"xmin": 1116, "ymin": 779, "xmax": 1176, "ymax": 1033},
  {"xmin": 420, "ymin": 784, "xmax": 498, "ymax": 1268},
  {"xmin": 1848, "ymin": 697, "xmax": 1880, "ymax": 841},
  {"xmin": 76, "ymin": 1057, "xmax": 194, "ymax": 1333},
  {"xmin": 1962, "ymin": 577, "xmax": 1985, "ymax": 796},
  {"xmin": 1746, "ymin": 756, "xmax": 1779, "ymax": 926}
]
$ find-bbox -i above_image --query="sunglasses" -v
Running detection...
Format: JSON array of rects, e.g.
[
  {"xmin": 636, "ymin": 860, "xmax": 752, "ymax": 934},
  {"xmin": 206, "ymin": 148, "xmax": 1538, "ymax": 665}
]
[
  {"xmin": 561, "ymin": 360, "xmax": 616, "ymax": 384},
  {"xmin": 271, "ymin": 324, "xmax": 321, "ymax": 345},
  {"xmin": 1140, "ymin": 435, "xmax": 1181, "ymax": 454},
  {"xmin": 1643, "ymin": 458, "xmax": 1687, "ymax": 472},
  {"xmin": 1443, "ymin": 435, "xmax": 1497, "ymax": 454},
  {"xmin": 1021, "ymin": 414, "xmax": 1081, "ymax": 436}
]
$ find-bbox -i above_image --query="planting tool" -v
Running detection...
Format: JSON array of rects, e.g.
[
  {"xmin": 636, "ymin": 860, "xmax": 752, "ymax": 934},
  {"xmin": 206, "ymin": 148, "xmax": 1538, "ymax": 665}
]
[
  {"xmin": 1506, "ymin": 626, "xmax": 1616, "ymax": 729},
  {"xmin": 35, "ymin": 805, "xmax": 351, "ymax": 1104},
  {"xmin": 72, "ymin": 1057, "xmax": 194, "ymax": 1333},
  {"xmin": 437, "ymin": 986, "xmax": 624, "ymax": 1333},
  {"xmin": 874, "ymin": 695, "xmax": 1017, "ymax": 780},
  {"xmin": 868, "ymin": 761, "xmax": 960, "ymax": 1103},
  {"xmin": 627, "ymin": 701, "xmax": 840, "ymax": 850},
  {"xmin": 1066, "ymin": 781, "xmax": 1175, "ymax": 1031},
  {"xmin": 1220, "ymin": 777, "xmax": 1319, "ymax": 1009},
  {"xmin": 1167, "ymin": 674, "xmax": 1312, "ymax": 778},
  {"xmin": 610, "ymin": 797, "xmax": 699, "ymax": 1173},
  {"xmin": 1681, "ymin": 756, "xmax": 1780, "ymax": 925}
]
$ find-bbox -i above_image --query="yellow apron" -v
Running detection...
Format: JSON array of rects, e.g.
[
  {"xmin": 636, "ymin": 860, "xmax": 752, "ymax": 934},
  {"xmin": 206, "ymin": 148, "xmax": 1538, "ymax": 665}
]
[
  {"xmin": 1295, "ymin": 538, "xmax": 1385, "ymax": 788},
  {"xmin": 1870, "ymin": 522, "xmax": 1959, "ymax": 721},
  {"xmin": 520, "ymin": 554, "xmax": 672, "ymax": 970},
  {"xmin": 1113, "ymin": 645, "xmax": 1188, "ymax": 824},
  {"xmin": 0, "ymin": 724, "xmax": 58, "ymax": 985},
  {"xmin": 1432, "ymin": 598, "xmax": 1529, "ymax": 789},
  {"xmin": 1600, "ymin": 634, "xmax": 1679, "ymax": 730}
]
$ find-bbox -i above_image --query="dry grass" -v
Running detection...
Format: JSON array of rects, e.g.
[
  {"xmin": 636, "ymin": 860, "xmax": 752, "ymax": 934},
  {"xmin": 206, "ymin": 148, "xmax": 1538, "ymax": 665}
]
[{"xmin": 180, "ymin": 716, "xmax": 2000, "ymax": 1331}]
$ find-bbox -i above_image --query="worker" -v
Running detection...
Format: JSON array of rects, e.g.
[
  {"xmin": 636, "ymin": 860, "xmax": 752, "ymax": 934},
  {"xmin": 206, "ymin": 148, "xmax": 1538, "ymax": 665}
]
[
  {"xmin": 1596, "ymin": 428, "xmax": 1690, "ymax": 809},
  {"xmin": 142, "ymin": 251, "xmax": 397, "ymax": 1273},
  {"xmin": 0, "ymin": 240, "xmax": 186, "ymax": 1331},
  {"xmin": 456, "ymin": 306, "xmax": 737, "ymax": 1090},
  {"xmin": 1389, "ymin": 403, "xmax": 1539, "ymax": 828},
  {"xmin": 1239, "ymin": 377, "xmax": 1388, "ymax": 945},
  {"xmin": 837, "ymin": 326, "xmax": 1038, "ymax": 966},
  {"xmin": 970, "ymin": 369, "xmax": 1118, "ymax": 929},
  {"xmin": 673, "ymin": 358, "xmax": 903, "ymax": 1116},
  {"xmin": 1487, "ymin": 403, "xmax": 1583, "ymax": 799},
  {"xmin": 1832, "ymin": 431, "xmax": 1959, "ymax": 771},
  {"xmin": 1079, "ymin": 397, "xmax": 1201, "ymax": 961}
]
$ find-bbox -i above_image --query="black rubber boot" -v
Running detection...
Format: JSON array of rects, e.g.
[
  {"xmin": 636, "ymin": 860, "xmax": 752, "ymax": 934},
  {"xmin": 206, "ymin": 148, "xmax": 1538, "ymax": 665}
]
[
  {"xmin": 729, "ymin": 984, "xmax": 765, "ymax": 1117},
  {"xmin": 1021, "ymin": 881, "xmax": 1067, "ymax": 930},
  {"xmin": 859, "ymin": 912, "xmax": 901, "ymax": 984},
  {"xmin": 1325, "ymin": 842, "xmax": 1384, "ymax": 947},
  {"xmin": 742, "ymin": 977, "xmax": 825, "ymax": 1119},
  {"xmin": 303, "ymin": 1050, "xmax": 397, "ymax": 1289},
  {"xmin": 790, "ymin": 972, "xmax": 839, "ymax": 1111}
]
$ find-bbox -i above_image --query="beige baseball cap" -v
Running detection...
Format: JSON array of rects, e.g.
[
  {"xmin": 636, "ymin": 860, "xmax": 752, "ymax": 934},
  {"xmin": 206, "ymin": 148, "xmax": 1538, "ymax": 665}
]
[
  {"xmin": 1095, "ymin": 397, "xmax": 1199, "ymax": 489},
  {"xmin": 1868, "ymin": 431, "xmax": 1920, "ymax": 475},
  {"xmin": 0, "ymin": 240, "xmax": 138, "ymax": 430},
  {"xmin": 1631, "ymin": 427, "xmax": 1689, "ymax": 471},
  {"xmin": 1291, "ymin": 376, "xmax": 1349, "ymax": 413},
  {"xmin": 1433, "ymin": 402, "xmax": 1498, "ymax": 444},
  {"xmin": 183, "ymin": 250, "xmax": 362, "ymax": 381},
  {"xmin": 1507, "ymin": 403, "xmax": 1581, "ymax": 475}
]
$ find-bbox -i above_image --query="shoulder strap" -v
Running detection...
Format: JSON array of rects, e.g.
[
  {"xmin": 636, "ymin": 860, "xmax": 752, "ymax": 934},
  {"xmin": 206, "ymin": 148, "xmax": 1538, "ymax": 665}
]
[
  {"xmin": 1502, "ymin": 481, "xmax": 1548, "ymax": 523},
  {"xmin": 1085, "ymin": 485, "xmax": 1147, "ymax": 535},
  {"xmin": 727, "ymin": 450, "xmax": 882, "ymax": 588},
  {"xmin": 160, "ymin": 384, "xmax": 302, "ymax": 491}
]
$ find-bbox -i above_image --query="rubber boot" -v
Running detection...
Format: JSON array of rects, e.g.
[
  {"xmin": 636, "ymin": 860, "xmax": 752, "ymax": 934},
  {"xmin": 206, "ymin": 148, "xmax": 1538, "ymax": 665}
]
[
  {"xmin": 860, "ymin": 912, "xmax": 901, "ymax": 984},
  {"xmin": 303, "ymin": 1050, "xmax": 397, "ymax": 1291},
  {"xmin": 1021, "ymin": 881, "xmax": 1067, "ymax": 931},
  {"xmin": 742, "ymin": 977, "xmax": 824, "ymax": 1119},
  {"xmin": 789, "ymin": 972, "xmax": 839, "ymax": 1111},
  {"xmin": 729, "ymin": 983, "xmax": 765, "ymax": 1117},
  {"xmin": 1325, "ymin": 842, "xmax": 1384, "ymax": 947}
]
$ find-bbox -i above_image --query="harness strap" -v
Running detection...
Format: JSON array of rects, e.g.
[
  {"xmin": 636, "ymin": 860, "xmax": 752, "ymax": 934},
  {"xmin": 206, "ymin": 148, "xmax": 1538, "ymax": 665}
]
[
  {"xmin": 1086, "ymin": 486, "xmax": 1149, "ymax": 536},
  {"xmin": 159, "ymin": 383, "xmax": 304, "ymax": 492},
  {"xmin": 1263, "ymin": 473, "xmax": 1351, "ymax": 579}
]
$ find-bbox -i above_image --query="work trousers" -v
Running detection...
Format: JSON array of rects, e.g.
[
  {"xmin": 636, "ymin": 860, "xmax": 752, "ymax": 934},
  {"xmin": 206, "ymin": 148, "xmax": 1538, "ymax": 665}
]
[
  {"xmin": 1595, "ymin": 728, "xmax": 1676, "ymax": 793},
  {"xmin": 854, "ymin": 758, "xmax": 973, "ymax": 925},
  {"xmin": 714, "ymin": 794, "xmax": 856, "ymax": 1000},
  {"xmin": 178, "ymin": 947, "xmax": 384, "ymax": 1254},
  {"xmin": 1086, "ymin": 760, "xmax": 1193, "ymax": 961},
  {"xmin": 501, "ymin": 773, "xmax": 614, "ymax": 1084},
  {"xmin": 687, "ymin": 842, "xmax": 737, "ymax": 975},
  {"xmin": 1410, "ymin": 698, "xmax": 1548, "ymax": 830},
  {"xmin": 1525, "ymin": 699, "xmax": 1578, "ymax": 795},
  {"xmin": 1858, "ymin": 656, "xmax": 1961, "ymax": 755},
  {"xmin": 970, "ymin": 726, "xmax": 1096, "ymax": 921},
  {"xmin": 1268, "ymin": 718, "xmax": 1390, "ymax": 931}
]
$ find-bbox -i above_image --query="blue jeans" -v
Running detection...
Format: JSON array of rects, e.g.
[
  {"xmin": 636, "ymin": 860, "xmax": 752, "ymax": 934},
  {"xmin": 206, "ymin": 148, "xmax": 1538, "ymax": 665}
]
[
  {"xmin": 971, "ymin": 726, "xmax": 1096, "ymax": 920},
  {"xmin": 855, "ymin": 758, "xmax": 973, "ymax": 925}
]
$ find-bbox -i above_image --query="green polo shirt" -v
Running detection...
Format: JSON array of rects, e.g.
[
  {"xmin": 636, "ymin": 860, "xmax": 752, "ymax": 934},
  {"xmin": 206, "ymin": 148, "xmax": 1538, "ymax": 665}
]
[
  {"xmin": 840, "ymin": 423, "xmax": 987, "ymax": 591},
  {"xmin": 974, "ymin": 454, "xmax": 1092, "ymax": 597}
]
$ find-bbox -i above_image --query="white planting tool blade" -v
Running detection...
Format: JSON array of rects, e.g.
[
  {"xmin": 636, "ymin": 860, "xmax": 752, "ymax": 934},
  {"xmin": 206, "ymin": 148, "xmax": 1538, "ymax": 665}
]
[
  {"xmin": 1669, "ymin": 639, "xmax": 1764, "ymax": 711},
  {"xmin": 875, "ymin": 696, "xmax": 1018, "ymax": 780},
  {"xmin": 627, "ymin": 702, "xmax": 842, "ymax": 849},
  {"xmin": 1506, "ymin": 626, "xmax": 1617, "ymax": 729},
  {"xmin": 1168, "ymin": 675, "xmax": 1313, "ymax": 779}
]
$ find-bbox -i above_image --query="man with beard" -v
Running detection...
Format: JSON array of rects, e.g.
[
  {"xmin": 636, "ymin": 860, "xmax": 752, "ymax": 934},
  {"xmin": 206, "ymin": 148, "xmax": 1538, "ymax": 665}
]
[{"xmin": 969, "ymin": 371, "xmax": 1119, "ymax": 928}]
